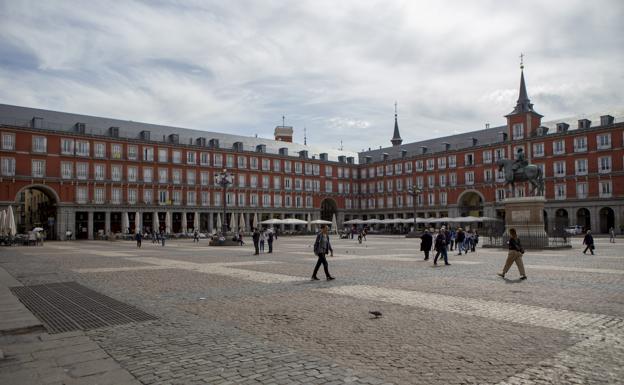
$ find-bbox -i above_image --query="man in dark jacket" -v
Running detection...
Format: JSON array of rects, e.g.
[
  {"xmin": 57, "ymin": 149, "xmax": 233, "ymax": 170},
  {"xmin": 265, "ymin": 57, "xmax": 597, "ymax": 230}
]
[
  {"xmin": 420, "ymin": 230, "xmax": 433, "ymax": 260},
  {"xmin": 433, "ymin": 228, "xmax": 450, "ymax": 266},
  {"xmin": 582, "ymin": 230, "xmax": 595, "ymax": 255},
  {"xmin": 267, "ymin": 230, "xmax": 274, "ymax": 253},
  {"xmin": 312, "ymin": 225, "xmax": 334, "ymax": 281},
  {"xmin": 252, "ymin": 228, "xmax": 260, "ymax": 255},
  {"xmin": 456, "ymin": 228, "xmax": 465, "ymax": 255}
]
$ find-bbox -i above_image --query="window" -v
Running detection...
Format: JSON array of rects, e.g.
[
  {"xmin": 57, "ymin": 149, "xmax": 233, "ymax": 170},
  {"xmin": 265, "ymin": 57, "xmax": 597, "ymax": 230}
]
[
  {"xmin": 513, "ymin": 123, "xmax": 523, "ymax": 140},
  {"xmin": 128, "ymin": 189, "xmax": 137, "ymax": 204},
  {"xmin": 325, "ymin": 181, "xmax": 333, "ymax": 193},
  {"xmin": 250, "ymin": 157, "xmax": 258, "ymax": 170},
  {"xmin": 555, "ymin": 184, "xmax": 566, "ymax": 200},
  {"xmin": 263, "ymin": 194, "xmax": 271, "ymax": 207},
  {"xmin": 213, "ymin": 153, "xmax": 223, "ymax": 167},
  {"xmin": 238, "ymin": 193, "xmax": 246, "ymax": 206},
  {"xmin": 76, "ymin": 140, "xmax": 90, "ymax": 156},
  {"xmin": 553, "ymin": 161, "xmax": 566, "ymax": 177},
  {"xmin": 94, "ymin": 187, "xmax": 105, "ymax": 204},
  {"xmin": 264, "ymin": 176, "xmax": 271, "ymax": 189},
  {"xmin": 172, "ymin": 169, "xmax": 181, "ymax": 184},
  {"xmin": 273, "ymin": 159, "xmax": 281, "ymax": 172},
  {"xmin": 325, "ymin": 165, "xmax": 333, "ymax": 177},
  {"xmin": 187, "ymin": 170, "xmax": 195, "ymax": 185},
  {"xmin": 575, "ymin": 159, "xmax": 587, "ymax": 175},
  {"xmin": 111, "ymin": 188, "xmax": 122, "ymax": 204},
  {"xmin": 295, "ymin": 162, "xmax": 302, "ymax": 174},
  {"xmin": 395, "ymin": 163, "xmax": 403, "ymax": 174},
  {"xmin": 94, "ymin": 143, "xmax": 106, "ymax": 158},
  {"xmin": 306, "ymin": 196, "xmax": 313, "ymax": 208},
  {"xmin": 405, "ymin": 161, "xmax": 413, "ymax": 173},
  {"xmin": 426, "ymin": 158, "xmax": 435, "ymax": 170},
  {"xmin": 143, "ymin": 147, "xmax": 154, "ymax": 161},
  {"xmin": 496, "ymin": 169, "xmax": 505, "ymax": 182},
  {"xmin": 159, "ymin": 190, "xmax": 169, "ymax": 205},
  {"xmin": 158, "ymin": 148, "xmax": 168, "ymax": 162},
  {"xmin": 76, "ymin": 163, "xmax": 88, "ymax": 179},
  {"xmin": 111, "ymin": 165, "xmax": 122, "ymax": 181},
  {"xmin": 127, "ymin": 166, "xmax": 137, "ymax": 182},
  {"xmin": 226, "ymin": 154, "xmax": 234, "ymax": 168},
  {"xmin": 238, "ymin": 156, "xmax": 247, "ymax": 169},
  {"xmin": 1, "ymin": 157, "xmax": 15, "ymax": 176},
  {"xmin": 448, "ymin": 155, "xmax": 456, "ymax": 168},
  {"xmin": 274, "ymin": 195, "xmax": 282, "ymax": 207},
  {"xmin": 214, "ymin": 193, "xmax": 221, "ymax": 206},
  {"xmin": 597, "ymin": 133, "xmax": 611, "ymax": 149},
  {"xmin": 385, "ymin": 164, "xmax": 393, "ymax": 176},
  {"xmin": 576, "ymin": 182, "xmax": 587, "ymax": 199},
  {"xmin": 440, "ymin": 192, "xmax": 447, "ymax": 205},
  {"xmin": 464, "ymin": 153, "xmax": 474, "ymax": 166},
  {"xmin": 494, "ymin": 148, "xmax": 505, "ymax": 161},
  {"xmin": 111, "ymin": 144, "xmax": 122, "ymax": 160},
  {"xmin": 32, "ymin": 160, "xmax": 45, "ymax": 177},
  {"xmin": 187, "ymin": 151, "xmax": 196, "ymax": 165},
  {"xmin": 415, "ymin": 160, "xmax": 424, "ymax": 171},
  {"xmin": 187, "ymin": 191, "xmax": 196, "ymax": 205},
  {"xmin": 465, "ymin": 171, "xmax": 475, "ymax": 185},
  {"xmin": 482, "ymin": 151, "xmax": 492, "ymax": 164},
  {"xmin": 449, "ymin": 173, "xmax": 457, "ymax": 186},
  {"xmin": 439, "ymin": 174, "xmax": 447, "ymax": 187},
  {"xmin": 496, "ymin": 188, "xmax": 506, "ymax": 202},
  {"xmin": 386, "ymin": 179, "xmax": 393, "ymax": 192},
  {"xmin": 200, "ymin": 152, "xmax": 210, "ymax": 166},
  {"xmin": 284, "ymin": 177, "xmax": 291, "ymax": 190},
  {"xmin": 1, "ymin": 133, "xmax": 15, "ymax": 150},
  {"xmin": 173, "ymin": 191, "xmax": 182, "ymax": 205},
  {"xmin": 201, "ymin": 171, "xmax": 210, "ymax": 186},
  {"xmin": 262, "ymin": 159, "xmax": 270, "ymax": 171},
  {"xmin": 599, "ymin": 156, "xmax": 612, "ymax": 173},
  {"xmin": 428, "ymin": 175, "xmax": 435, "ymax": 188},
  {"xmin": 173, "ymin": 151, "xmax": 182, "ymax": 164},
  {"xmin": 201, "ymin": 191, "xmax": 210, "ymax": 206},
  {"xmin": 76, "ymin": 187, "xmax": 88, "ymax": 204},
  {"xmin": 143, "ymin": 167, "xmax": 153, "ymax": 183},
  {"xmin": 573, "ymin": 137, "xmax": 587, "ymax": 152},
  {"xmin": 158, "ymin": 168, "xmax": 168, "ymax": 183},
  {"xmin": 61, "ymin": 138, "xmax": 75, "ymax": 155},
  {"xmin": 553, "ymin": 140, "xmax": 565, "ymax": 155},
  {"xmin": 484, "ymin": 169, "xmax": 492, "ymax": 182},
  {"xmin": 273, "ymin": 176, "xmax": 281, "ymax": 190},
  {"xmin": 598, "ymin": 180, "xmax": 611, "ymax": 198},
  {"xmin": 251, "ymin": 175, "xmax": 258, "ymax": 188},
  {"xmin": 32, "ymin": 136, "xmax": 47, "ymax": 153},
  {"xmin": 533, "ymin": 143, "xmax": 544, "ymax": 157},
  {"xmin": 428, "ymin": 193, "xmax": 435, "ymax": 206},
  {"xmin": 127, "ymin": 145, "xmax": 137, "ymax": 160},
  {"xmin": 94, "ymin": 164, "xmax": 105, "ymax": 180}
]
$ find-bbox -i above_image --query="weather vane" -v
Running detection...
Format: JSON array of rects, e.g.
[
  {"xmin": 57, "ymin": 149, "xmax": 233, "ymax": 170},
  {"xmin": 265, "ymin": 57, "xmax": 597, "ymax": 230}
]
[{"xmin": 520, "ymin": 53, "xmax": 524, "ymax": 70}]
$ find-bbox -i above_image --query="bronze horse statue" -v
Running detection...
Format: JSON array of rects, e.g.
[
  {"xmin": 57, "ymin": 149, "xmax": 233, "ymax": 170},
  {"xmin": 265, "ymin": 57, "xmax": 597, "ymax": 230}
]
[{"xmin": 496, "ymin": 159, "xmax": 544, "ymax": 197}]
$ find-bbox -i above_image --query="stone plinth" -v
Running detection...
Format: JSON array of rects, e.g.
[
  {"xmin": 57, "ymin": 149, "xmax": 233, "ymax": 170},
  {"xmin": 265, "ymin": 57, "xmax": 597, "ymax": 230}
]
[{"xmin": 504, "ymin": 196, "xmax": 548, "ymax": 249}]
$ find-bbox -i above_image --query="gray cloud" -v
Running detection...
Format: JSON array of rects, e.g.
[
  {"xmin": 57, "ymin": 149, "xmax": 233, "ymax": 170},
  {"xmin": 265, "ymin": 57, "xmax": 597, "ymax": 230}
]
[{"xmin": 0, "ymin": 0, "xmax": 622, "ymax": 152}]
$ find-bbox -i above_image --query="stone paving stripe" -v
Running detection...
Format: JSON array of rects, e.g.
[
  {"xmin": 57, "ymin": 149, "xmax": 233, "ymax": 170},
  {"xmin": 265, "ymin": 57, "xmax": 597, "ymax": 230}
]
[
  {"xmin": 525, "ymin": 265, "xmax": 624, "ymax": 275},
  {"xmin": 73, "ymin": 266, "xmax": 174, "ymax": 274}
]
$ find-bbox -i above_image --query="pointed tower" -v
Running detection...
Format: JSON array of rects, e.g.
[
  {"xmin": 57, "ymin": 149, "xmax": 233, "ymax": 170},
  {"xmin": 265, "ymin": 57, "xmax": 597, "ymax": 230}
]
[
  {"xmin": 391, "ymin": 102, "xmax": 402, "ymax": 146},
  {"xmin": 505, "ymin": 55, "xmax": 543, "ymax": 141}
]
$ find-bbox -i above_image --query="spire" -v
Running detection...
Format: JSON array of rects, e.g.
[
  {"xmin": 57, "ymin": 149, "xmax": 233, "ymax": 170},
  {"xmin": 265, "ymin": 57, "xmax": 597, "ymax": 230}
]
[
  {"xmin": 508, "ymin": 54, "xmax": 541, "ymax": 116},
  {"xmin": 391, "ymin": 101, "xmax": 402, "ymax": 146}
]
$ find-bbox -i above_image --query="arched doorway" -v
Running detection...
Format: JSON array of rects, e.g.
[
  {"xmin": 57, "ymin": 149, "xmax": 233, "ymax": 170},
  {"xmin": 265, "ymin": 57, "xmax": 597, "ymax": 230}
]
[
  {"xmin": 554, "ymin": 209, "xmax": 569, "ymax": 233},
  {"xmin": 15, "ymin": 185, "xmax": 58, "ymax": 240},
  {"xmin": 458, "ymin": 191, "xmax": 484, "ymax": 217},
  {"xmin": 320, "ymin": 198, "xmax": 338, "ymax": 222},
  {"xmin": 576, "ymin": 208, "xmax": 591, "ymax": 231},
  {"xmin": 599, "ymin": 207, "xmax": 615, "ymax": 234}
]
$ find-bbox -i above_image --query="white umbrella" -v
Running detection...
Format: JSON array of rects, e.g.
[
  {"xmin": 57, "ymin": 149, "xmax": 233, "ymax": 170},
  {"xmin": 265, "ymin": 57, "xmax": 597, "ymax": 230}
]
[
  {"xmin": 229, "ymin": 213, "xmax": 236, "ymax": 232},
  {"xmin": 216, "ymin": 213, "xmax": 222, "ymax": 231},
  {"xmin": 181, "ymin": 213, "xmax": 187, "ymax": 234},
  {"xmin": 261, "ymin": 218, "xmax": 282, "ymax": 225},
  {"xmin": 306, "ymin": 213, "xmax": 312, "ymax": 231},
  {"xmin": 238, "ymin": 212, "xmax": 246, "ymax": 232},
  {"xmin": 0, "ymin": 210, "xmax": 6, "ymax": 235},
  {"xmin": 253, "ymin": 212, "xmax": 259, "ymax": 229},
  {"xmin": 134, "ymin": 212, "xmax": 141, "ymax": 233},
  {"xmin": 331, "ymin": 213, "xmax": 338, "ymax": 234},
  {"xmin": 310, "ymin": 219, "xmax": 332, "ymax": 225},
  {"xmin": 194, "ymin": 212, "xmax": 200, "ymax": 232},
  {"xmin": 343, "ymin": 218, "xmax": 363, "ymax": 225},
  {"xmin": 122, "ymin": 212, "xmax": 129, "ymax": 233},
  {"xmin": 153, "ymin": 212, "xmax": 160, "ymax": 233},
  {"xmin": 282, "ymin": 218, "xmax": 308, "ymax": 225},
  {"xmin": 7, "ymin": 206, "xmax": 16, "ymax": 236},
  {"xmin": 32, "ymin": 227, "xmax": 44, "ymax": 232},
  {"xmin": 165, "ymin": 211, "xmax": 172, "ymax": 234}
]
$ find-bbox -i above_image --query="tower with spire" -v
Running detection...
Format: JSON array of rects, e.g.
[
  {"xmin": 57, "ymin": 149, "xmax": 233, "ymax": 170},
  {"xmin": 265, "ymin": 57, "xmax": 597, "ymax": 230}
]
[
  {"xmin": 391, "ymin": 101, "xmax": 402, "ymax": 146},
  {"xmin": 505, "ymin": 54, "xmax": 543, "ymax": 140}
]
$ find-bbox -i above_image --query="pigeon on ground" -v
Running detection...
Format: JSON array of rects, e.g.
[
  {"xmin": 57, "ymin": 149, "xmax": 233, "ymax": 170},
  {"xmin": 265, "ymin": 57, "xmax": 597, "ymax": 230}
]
[{"xmin": 369, "ymin": 311, "xmax": 382, "ymax": 318}]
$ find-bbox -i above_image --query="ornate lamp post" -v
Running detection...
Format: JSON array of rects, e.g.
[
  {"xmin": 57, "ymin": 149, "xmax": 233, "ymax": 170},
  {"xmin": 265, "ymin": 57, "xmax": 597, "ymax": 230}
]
[
  {"xmin": 407, "ymin": 186, "xmax": 423, "ymax": 233},
  {"xmin": 217, "ymin": 169, "xmax": 234, "ymax": 233}
]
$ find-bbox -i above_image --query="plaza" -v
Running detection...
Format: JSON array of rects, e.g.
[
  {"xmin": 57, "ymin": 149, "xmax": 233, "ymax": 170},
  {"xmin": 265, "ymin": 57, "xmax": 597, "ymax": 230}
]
[{"xmin": 1, "ymin": 235, "xmax": 622, "ymax": 384}]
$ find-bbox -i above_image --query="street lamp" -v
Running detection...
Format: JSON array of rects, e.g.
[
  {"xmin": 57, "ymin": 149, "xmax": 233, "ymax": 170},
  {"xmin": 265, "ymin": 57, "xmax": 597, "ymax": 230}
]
[
  {"xmin": 217, "ymin": 169, "xmax": 234, "ymax": 233},
  {"xmin": 407, "ymin": 186, "xmax": 423, "ymax": 233}
]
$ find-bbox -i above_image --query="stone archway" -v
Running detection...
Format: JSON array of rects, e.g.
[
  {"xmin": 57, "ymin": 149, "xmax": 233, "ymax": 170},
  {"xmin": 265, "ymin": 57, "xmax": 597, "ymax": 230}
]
[
  {"xmin": 457, "ymin": 190, "xmax": 485, "ymax": 217},
  {"xmin": 576, "ymin": 208, "xmax": 591, "ymax": 232},
  {"xmin": 599, "ymin": 207, "xmax": 615, "ymax": 234},
  {"xmin": 554, "ymin": 209, "xmax": 569, "ymax": 233},
  {"xmin": 320, "ymin": 198, "xmax": 338, "ymax": 222},
  {"xmin": 14, "ymin": 184, "xmax": 59, "ymax": 240}
]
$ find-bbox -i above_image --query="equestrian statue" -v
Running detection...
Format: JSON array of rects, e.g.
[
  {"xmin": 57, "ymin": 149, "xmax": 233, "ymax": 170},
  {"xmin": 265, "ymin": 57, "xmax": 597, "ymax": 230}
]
[{"xmin": 496, "ymin": 148, "xmax": 544, "ymax": 197}]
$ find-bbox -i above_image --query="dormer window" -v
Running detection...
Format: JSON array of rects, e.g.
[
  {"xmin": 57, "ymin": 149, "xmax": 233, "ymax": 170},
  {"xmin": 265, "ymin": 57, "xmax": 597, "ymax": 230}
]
[{"xmin": 512, "ymin": 123, "xmax": 524, "ymax": 140}]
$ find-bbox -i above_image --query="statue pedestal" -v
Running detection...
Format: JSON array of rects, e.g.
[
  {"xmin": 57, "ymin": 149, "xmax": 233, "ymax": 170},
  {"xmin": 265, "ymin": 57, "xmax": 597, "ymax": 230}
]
[{"xmin": 504, "ymin": 196, "xmax": 548, "ymax": 249}]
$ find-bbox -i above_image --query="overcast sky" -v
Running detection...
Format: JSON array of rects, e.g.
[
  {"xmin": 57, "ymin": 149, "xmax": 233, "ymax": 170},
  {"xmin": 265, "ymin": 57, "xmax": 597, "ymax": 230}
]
[{"xmin": 1, "ymin": 0, "xmax": 622, "ymax": 152}]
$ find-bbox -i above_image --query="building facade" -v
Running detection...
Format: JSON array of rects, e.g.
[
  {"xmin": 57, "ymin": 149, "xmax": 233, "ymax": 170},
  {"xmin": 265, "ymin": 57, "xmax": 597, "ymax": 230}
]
[{"xmin": 1, "ymin": 68, "xmax": 623, "ymax": 239}]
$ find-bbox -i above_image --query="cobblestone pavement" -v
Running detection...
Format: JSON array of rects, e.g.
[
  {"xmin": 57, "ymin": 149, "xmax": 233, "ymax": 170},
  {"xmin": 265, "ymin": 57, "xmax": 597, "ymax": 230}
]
[{"xmin": 0, "ymin": 235, "xmax": 622, "ymax": 384}]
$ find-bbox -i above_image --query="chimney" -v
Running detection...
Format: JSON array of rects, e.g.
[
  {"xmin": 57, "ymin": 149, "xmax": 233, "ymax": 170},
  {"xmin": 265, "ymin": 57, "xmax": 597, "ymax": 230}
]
[
  {"xmin": 577, "ymin": 119, "xmax": 591, "ymax": 129},
  {"xmin": 274, "ymin": 125, "xmax": 293, "ymax": 142},
  {"xmin": 471, "ymin": 137, "xmax": 478, "ymax": 146},
  {"xmin": 338, "ymin": 155, "xmax": 346, "ymax": 163},
  {"xmin": 319, "ymin": 153, "xmax": 328, "ymax": 161},
  {"xmin": 140, "ymin": 130, "xmax": 151, "ymax": 141},
  {"xmin": 556, "ymin": 123, "xmax": 569, "ymax": 133},
  {"xmin": 346, "ymin": 156, "xmax": 354, "ymax": 164},
  {"xmin": 255, "ymin": 144, "xmax": 266, "ymax": 153},
  {"xmin": 31, "ymin": 117, "xmax": 43, "ymax": 129},
  {"xmin": 168, "ymin": 134, "xmax": 179, "ymax": 144},
  {"xmin": 109, "ymin": 127, "xmax": 119, "ymax": 138},
  {"xmin": 208, "ymin": 138, "xmax": 220, "ymax": 149},
  {"xmin": 600, "ymin": 115, "xmax": 615, "ymax": 126},
  {"xmin": 195, "ymin": 137, "xmax": 207, "ymax": 147}
]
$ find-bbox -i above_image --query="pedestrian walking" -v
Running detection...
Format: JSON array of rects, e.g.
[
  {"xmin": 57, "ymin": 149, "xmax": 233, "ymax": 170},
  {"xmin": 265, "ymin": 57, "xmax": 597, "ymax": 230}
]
[
  {"xmin": 152, "ymin": 231, "xmax": 157, "ymax": 244},
  {"xmin": 160, "ymin": 230, "xmax": 166, "ymax": 247},
  {"xmin": 455, "ymin": 228, "xmax": 465, "ymax": 255},
  {"xmin": 238, "ymin": 230, "xmax": 245, "ymax": 246},
  {"xmin": 433, "ymin": 227, "xmax": 450, "ymax": 266},
  {"xmin": 193, "ymin": 230, "xmax": 200, "ymax": 243},
  {"xmin": 259, "ymin": 230, "xmax": 266, "ymax": 252},
  {"xmin": 252, "ymin": 228, "xmax": 260, "ymax": 255},
  {"xmin": 311, "ymin": 225, "xmax": 335, "ymax": 281},
  {"xmin": 420, "ymin": 229, "xmax": 433, "ymax": 260},
  {"xmin": 582, "ymin": 230, "xmax": 595, "ymax": 255},
  {"xmin": 609, "ymin": 227, "xmax": 615, "ymax": 243},
  {"xmin": 135, "ymin": 231, "xmax": 142, "ymax": 248},
  {"xmin": 498, "ymin": 228, "xmax": 526, "ymax": 280},
  {"xmin": 449, "ymin": 228, "xmax": 456, "ymax": 251},
  {"xmin": 267, "ymin": 230, "xmax": 274, "ymax": 253}
]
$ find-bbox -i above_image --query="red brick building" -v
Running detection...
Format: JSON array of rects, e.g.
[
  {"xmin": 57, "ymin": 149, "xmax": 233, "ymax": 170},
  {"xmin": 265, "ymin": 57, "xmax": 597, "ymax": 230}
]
[{"xmin": 1, "ymin": 67, "xmax": 622, "ymax": 239}]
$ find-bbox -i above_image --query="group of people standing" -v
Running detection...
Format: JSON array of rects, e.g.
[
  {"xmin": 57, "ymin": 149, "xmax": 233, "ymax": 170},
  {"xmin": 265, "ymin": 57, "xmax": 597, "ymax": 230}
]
[
  {"xmin": 252, "ymin": 227, "xmax": 276, "ymax": 255},
  {"xmin": 420, "ymin": 227, "xmax": 479, "ymax": 266},
  {"xmin": 135, "ymin": 230, "xmax": 166, "ymax": 247}
]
